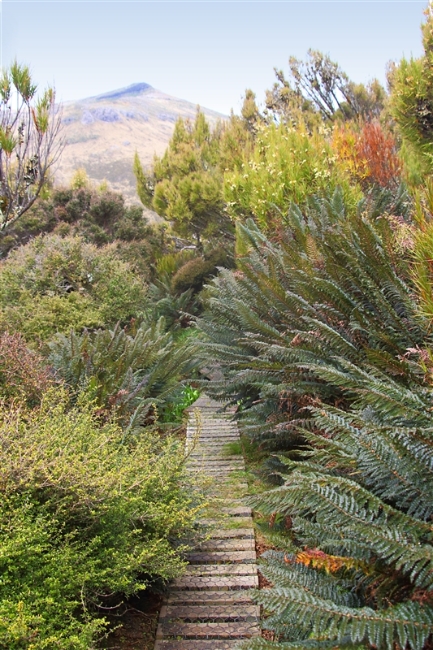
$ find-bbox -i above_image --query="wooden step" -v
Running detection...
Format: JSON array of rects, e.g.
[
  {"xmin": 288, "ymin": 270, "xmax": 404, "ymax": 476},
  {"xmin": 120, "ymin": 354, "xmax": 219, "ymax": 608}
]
[
  {"xmin": 185, "ymin": 564, "xmax": 257, "ymax": 576},
  {"xmin": 166, "ymin": 590, "xmax": 256, "ymax": 605},
  {"xmin": 197, "ymin": 517, "xmax": 253, "ymax": 528},
  {"xmin": 197, "ymin": 533, "xmax": 254, "ymax": 547},
  {"xmin": 154, "ymin": 395, "xmax": 259, "ymax": 649},
  {"xmin": 186, "ymin": 550, "xmax": 256, "ymax": 563},
  {"xmin": 160, "ymin": 603, "xmax": 260, "ymax": 621},
  {"xmin": 156, "ymin": 621, "xmax": 260, "ymax": 639},
  {"xmin": 171, "ymin": 575, "xmax": 259, "ymax": 590},
  {"xmin": 155, "ymin": 641, "xmax": 246, "ymax": 649}
]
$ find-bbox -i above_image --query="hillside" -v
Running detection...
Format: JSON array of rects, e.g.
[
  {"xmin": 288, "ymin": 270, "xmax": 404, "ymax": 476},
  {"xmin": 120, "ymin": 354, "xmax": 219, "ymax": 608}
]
[{"xmin": 55, "ymin": 83, "xmax": 225, "ymax": 209}]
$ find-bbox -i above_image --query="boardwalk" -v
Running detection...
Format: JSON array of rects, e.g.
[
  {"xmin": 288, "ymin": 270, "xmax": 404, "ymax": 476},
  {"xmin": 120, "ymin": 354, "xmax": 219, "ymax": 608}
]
[{"xmin": 154, "ymin": 394, "xmax": 260, "ymax": 649}]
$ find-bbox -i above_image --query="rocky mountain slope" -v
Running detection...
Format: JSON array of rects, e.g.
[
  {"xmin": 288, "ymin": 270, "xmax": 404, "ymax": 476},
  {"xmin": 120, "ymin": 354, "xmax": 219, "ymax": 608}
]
[{"xmin": 55, "ymin": 83, "xmax": 225, "ymax": 209}]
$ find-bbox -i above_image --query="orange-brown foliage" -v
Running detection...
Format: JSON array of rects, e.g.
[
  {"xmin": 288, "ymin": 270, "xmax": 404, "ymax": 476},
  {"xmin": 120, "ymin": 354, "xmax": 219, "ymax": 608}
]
[
  {"xmin": 333, "ymin": 121, "xmax": 401, "ymax": 189},
  {"xmin": 0, "ymin": 331, "xmax": 54, "ymax": 407},
  {"xmin": 288, "ymin": 547, "xmax": 362, "ymax": 574}
]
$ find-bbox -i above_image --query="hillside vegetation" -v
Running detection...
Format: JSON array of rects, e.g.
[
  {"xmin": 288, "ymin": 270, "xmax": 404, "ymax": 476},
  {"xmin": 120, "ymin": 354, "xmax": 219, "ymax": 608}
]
[{"xmin": 1, "ymin": 6, "xmax": 433, "ymax": 649}]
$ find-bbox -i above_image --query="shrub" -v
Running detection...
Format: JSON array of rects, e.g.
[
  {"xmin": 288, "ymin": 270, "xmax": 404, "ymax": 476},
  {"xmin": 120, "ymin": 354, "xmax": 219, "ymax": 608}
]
[
  {"xmin": 332, "ymin": 121, "xmax": 402, "ymax": 189},
  {"xmin": 0, "ymin": 234, "xmax": 147, "ymax": 346},
  {"xmin": 0, "ymin": 186, "xmax": 158, "ymax": 259},
  {"xmin": 171, "ymin": 246, "xmax": 232, "ymax": 294},
  {"xmin": 224, "ymin": 121, "xmax": 362, "ymax": 231},
  {"xmin": 0, "ymin": 390, "xmax": 199, "ymax": 649},
  {"xmin": 0, "ymin": 331, "xmax": 53, "ymax": 406}
]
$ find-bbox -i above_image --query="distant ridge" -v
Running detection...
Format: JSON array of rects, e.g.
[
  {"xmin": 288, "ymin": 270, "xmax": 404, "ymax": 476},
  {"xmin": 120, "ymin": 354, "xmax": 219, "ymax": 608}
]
[
  {"xmin": 55, "ymin": 84, "xmax": 225, "ymax": 214},
  {"xmin": 94, "ymin": 83, "xmax": 153, "ymax": 101}
]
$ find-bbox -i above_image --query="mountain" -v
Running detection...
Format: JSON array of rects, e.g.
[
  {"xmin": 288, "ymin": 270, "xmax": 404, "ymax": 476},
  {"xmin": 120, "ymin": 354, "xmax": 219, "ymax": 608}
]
[{"xmin": 55, "ymin": 83, "xmax": 226, "ymax": 213}]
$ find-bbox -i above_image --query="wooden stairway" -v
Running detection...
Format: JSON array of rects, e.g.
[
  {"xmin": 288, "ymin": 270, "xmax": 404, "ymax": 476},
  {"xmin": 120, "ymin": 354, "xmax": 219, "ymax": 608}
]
[{"xmin": 154, "ymin": 395, "xmax": 260, "ymax": 649}]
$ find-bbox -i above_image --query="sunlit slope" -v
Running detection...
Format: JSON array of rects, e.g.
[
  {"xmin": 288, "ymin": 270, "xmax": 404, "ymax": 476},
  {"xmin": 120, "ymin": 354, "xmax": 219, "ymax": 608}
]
[{"xmin": 56, "ymin": 83, "xmax": 225, "ymax": 204}]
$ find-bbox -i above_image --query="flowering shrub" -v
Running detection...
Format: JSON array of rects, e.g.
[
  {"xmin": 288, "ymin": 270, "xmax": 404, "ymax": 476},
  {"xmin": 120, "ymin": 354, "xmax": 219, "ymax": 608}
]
[{"xmin": 224, "ymin": 121, "xmax": 361, "ymax": 231}]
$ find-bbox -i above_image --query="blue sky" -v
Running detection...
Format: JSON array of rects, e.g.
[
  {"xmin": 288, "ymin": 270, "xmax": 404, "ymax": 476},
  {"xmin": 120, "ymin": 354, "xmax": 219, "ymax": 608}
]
[{"xmin": 2, "ymin": 1, "xmax": 427, "ymax": 115}]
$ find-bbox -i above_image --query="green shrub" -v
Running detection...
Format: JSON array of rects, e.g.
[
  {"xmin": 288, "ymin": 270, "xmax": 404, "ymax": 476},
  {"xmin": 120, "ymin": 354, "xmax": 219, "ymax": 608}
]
[
  {"xmin": 0, "ymin": 234, "xmax": 147, "ymax": 346},
  {"xmin": 0, "ymin": 186, "xmax": 158, "ymax": 259},
  {"xmin": 0, "ymin": 293, "xmax": 104, "ymax": 347},
  {"xmin": 171, "ymin": 247, "xmax": 232, "ymax": 294},
  {"xmin": 155, "ymin": 248, "xmax": 197, "ymax": 277},
  {"xmin": 224, "ymin": 121, "xmax": 362, "ymax": 231},
  {"xmin": 172, "ymin": 257, "xmax": 215, "ymax": 293},
  {"xmin": 160, "ymin": 384, "xmax": 200, "ymax": 423},
  {"xmin": 0, "ymin": 390, "xmax": 199, "ymax": 649}
]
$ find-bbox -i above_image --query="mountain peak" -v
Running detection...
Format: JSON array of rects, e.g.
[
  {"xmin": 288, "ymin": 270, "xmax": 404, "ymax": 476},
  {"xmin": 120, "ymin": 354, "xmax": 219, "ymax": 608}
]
[{"xmin": 95, "ymin": 83, "xmax": 153, "ymax": 101}]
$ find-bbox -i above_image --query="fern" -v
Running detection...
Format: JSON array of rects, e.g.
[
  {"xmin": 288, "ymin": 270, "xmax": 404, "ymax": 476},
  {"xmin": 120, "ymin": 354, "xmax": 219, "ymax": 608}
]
[
  {"xmin": 197, "ymin": 190, "xmax": 433, "ymax": 647},
  {"xmin": 49, "ymin": 318, "xmax": 198, "ymax": 431}
]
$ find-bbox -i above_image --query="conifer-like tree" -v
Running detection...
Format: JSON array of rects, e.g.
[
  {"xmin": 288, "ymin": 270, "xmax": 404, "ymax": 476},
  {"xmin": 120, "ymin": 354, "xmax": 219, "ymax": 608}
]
[{"xmin": 134, "ymin": 111, "xmax": 231, "ymax": 249}]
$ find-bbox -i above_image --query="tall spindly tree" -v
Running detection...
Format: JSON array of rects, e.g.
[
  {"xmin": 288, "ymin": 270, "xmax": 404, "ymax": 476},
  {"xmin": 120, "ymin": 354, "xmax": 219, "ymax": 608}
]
[
  {"xmin": 267, "ymin": 49, "xmax": 386, "ymax": 124},
  {"xmin": 0, "ymin": 62, "xmax": 63, "ymax": 230}
]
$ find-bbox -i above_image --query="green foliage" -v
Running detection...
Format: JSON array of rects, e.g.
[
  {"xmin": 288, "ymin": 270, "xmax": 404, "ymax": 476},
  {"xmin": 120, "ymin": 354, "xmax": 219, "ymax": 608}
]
[
  {"xmin": 134, "ymin": 111, "xmax": 240, "ymax": 246},
  {"xmin": 144, "ymin": 276, "xmax": 199, "ymax": 329},
  {"xmin": 172, "ymin": 256, "xmax": 218, "ymax": 294},
  {"xmin": 160, "ymin": 384, "xmax": 200, "ymax": 423},
  {"xmin": 0, "ymin": 185, "xmax": 161, "ymax": 271},
  {"xmin": 266, "ymin": 49, "xmax": 386, "ymax": 125},
  {"xmin": 389, "ymin": 7, "xmax": 433, "ymax": 183},
  {"xmin": 48, "ymin": 319, "xmax": 198, "ymax": 429},
  {"xmin": 197, "ymin": 189, "xmax": 433, "ymax": 647},
  {"xmin": 224, "ymin": 123, "xmax": 362, "ymax": 231},
  {"xmin": 242, "ymin": 369, "xmax": 433, "ymax": 649},
  {"xmin": 0, "ymin": 390, "xmax": 198, "ymax": 649},
  {"xmin": 155, "ymin": 248, "xmax": 197, "ymax": 277},
  {"xmin": 0, "ymin": 234, "xmax": 147, "ymax": 345},
  {"xmin": 198, "ymin": 189, "xmax": 423, "ymax": 438}
]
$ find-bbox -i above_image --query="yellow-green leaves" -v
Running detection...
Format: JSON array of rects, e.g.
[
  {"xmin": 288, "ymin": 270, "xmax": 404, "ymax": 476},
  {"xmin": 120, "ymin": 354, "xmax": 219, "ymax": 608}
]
[
  {"xmin": 10, "ymin": 61, "xmax": 37, "ymax": 101},
  {"xmin": 0, "ymin": 126, "xmax": 17, "ymax": 157},
  {"xmin": 224, "ymin": 121, "xmax": 361, "ymax": 231},
  {"xmin": 0, "ymin": 389, "xmax": 200, "ymax": 648},
  {"xmin": 0, "ymin": 71, "xmax": 11, "ymax": 103}
]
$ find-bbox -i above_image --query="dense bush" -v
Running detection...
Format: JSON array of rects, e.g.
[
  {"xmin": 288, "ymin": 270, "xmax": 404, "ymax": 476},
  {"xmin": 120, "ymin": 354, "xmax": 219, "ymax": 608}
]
[
  {"xmin": 0, "ymin": 332, "xmax": 54, "ymax": 407},
  {"xmin": 224, "ymin": 122, "xmax": 362, "ymax": 231},
  {"xmin": 331, "ymin": 121, "xmax": 402, "ymax": 189},
  {"xmin": 172, "ymin": 247, "xmax": 233, "ymax": 294},
  {"xmin": 0, "ymin": 186, "xmax": 165, "ymax": 279},
  {"xmin": 0, "ymin": 390, "xmax": 198, "ymax": 649},
  {"xmin": 0, "ymin": 234, "xmax": 147, "ymax": 345}
]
